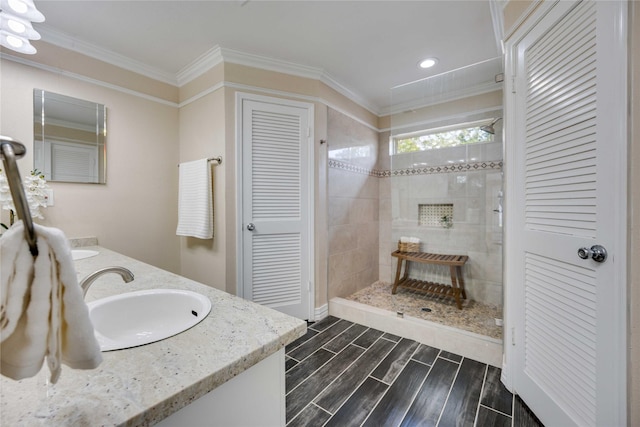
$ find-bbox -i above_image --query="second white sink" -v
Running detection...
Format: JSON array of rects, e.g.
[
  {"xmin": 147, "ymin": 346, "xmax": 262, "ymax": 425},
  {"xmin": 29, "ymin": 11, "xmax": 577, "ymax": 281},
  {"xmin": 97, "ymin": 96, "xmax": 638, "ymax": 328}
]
[
  {"xmin": 87, "ymin": 289, "xmax": 212, "ymax": 351},
  {"xmin": 72, "ymin": 249, "xmax": 99, "ymax": 260}
]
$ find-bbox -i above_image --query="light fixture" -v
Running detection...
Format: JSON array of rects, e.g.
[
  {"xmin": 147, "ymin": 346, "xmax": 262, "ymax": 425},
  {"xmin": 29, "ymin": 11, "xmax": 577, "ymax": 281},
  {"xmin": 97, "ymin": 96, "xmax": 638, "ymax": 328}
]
[
  {"xmin": 0, "ymin": 0, "xmax": 44, "ymax": 55},
  {"xmin": 419, "ymin": 57, "xmax": 438, "ymax": 69},
  {"xmin": 480, "ymin": 117, "xmax": 503, "ymax": 135}
]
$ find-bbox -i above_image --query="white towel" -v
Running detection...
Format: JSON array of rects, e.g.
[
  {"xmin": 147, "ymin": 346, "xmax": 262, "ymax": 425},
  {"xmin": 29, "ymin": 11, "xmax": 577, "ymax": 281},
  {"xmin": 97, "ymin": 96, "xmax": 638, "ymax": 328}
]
[
  {"xmin": 0, "ymin": 221, "xmax": 102, "ymax": 383},
  {"xmin": 176, "ymin": 158, "xmax": 213, "ymax": 239}
]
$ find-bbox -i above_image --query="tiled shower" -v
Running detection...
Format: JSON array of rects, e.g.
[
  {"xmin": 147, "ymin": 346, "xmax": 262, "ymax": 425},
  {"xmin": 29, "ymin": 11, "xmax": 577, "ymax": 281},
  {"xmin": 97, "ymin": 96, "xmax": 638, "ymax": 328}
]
[{"xmin": 327, "ymin": 104, "xmax": 504, "ymax": 312}]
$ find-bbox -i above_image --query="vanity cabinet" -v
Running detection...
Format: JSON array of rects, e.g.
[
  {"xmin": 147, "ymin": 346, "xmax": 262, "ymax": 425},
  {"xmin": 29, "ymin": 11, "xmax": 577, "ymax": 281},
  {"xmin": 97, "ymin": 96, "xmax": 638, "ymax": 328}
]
[{"xmin": 156, "ymin": 349, "xmax": 285, "ymax": 427}]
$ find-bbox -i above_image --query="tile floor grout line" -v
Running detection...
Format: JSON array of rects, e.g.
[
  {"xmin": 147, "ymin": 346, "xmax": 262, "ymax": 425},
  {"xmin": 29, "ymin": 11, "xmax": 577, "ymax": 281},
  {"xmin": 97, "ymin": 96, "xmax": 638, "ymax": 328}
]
[
  {"xmin": 438, "ymin": 355, "xmax": 462, "ymax": 364},
  {"xmin": 356, "ymin": 376, "xmax": 395, "ymax": 427},
  {"xmin": 285, "ymin": 364, "xmax": 341, "ymax": 427},
  {"xmin": 285, "ymin": 340, "xmax": 310, "ymax": 355},
  {"xmin": 479, "ymin": 402, "xmax": 513, "ymax": 419},
  {"xmin": 286, "ymin": 319, "xmax": 523, "ymax": 427},
  {"xmin": 314, "ymin": 335, "xmax": 398, "ymax": 419},
  {"xmin": 313, "ymin": 402, "xmax": 332, "ymax": 416},
  {"xmin": 299, "ymin": 341, "xmax": 373, "ymax": 417},
  {"xmin": 285, "ymin": 326, "xmax": 347, "ymax": 397},
  {"xmin": 285, "ymin": 322, "xmax": 362, "ymax": 400},
  {"xmin": 434, "ymin": 356, "xmax": 464, "ymax": 427},
  {"xmin": 473, "ymin": 363, "xmax": 490, "ymax": 427},
  {"xmin": 285, "ymin": 348, "xmax": 340, "ymax": 397},
  {"xmin": 372, "ymin": 340, "xmax": 423, "ymax": 386},
  {"xmin": 287, "ymin": 345, "xmax": 331, "ymax": 370},
  {"xmin": 286, "ymin": 402, "xmax": 333, "ymax": 427},
  {"xmin": 395, "ymin": 360, "xmax": 436, "ymax": 427},
  {"xmin": 409, "ymin": 341, "xmax": 442, "ymax": 370},
  {"xmin": 307, "ymin": 317, "xmax": 340, "ymax": 332},
  {"xmin": 321, "ymin": 324, "xmax": 369, "ymax": 354}
]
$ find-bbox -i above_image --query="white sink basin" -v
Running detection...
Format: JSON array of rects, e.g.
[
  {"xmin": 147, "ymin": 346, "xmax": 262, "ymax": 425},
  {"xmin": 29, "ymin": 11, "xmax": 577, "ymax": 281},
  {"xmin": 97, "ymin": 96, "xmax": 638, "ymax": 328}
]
[
  {"xmin": 72, "ymin": 249, "xmax": 99, "ymax": 260},
  {"xmin": 87, "ymin": 289, "xmax": 212, "ymax": 351}
]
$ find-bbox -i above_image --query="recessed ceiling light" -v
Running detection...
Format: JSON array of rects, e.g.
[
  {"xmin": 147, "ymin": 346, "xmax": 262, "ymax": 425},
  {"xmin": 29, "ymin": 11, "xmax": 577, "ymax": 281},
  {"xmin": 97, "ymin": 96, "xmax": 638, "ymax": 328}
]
[{"xmin": 419, "ymin": 58, "xmax": 438, "ymax": 69}]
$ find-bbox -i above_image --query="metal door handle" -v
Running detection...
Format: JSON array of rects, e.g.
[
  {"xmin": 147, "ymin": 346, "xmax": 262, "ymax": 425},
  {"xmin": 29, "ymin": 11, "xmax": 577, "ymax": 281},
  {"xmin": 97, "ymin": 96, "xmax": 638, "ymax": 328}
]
[
  {"xmin": 246, "ymin": 223, "xmax": 255, "ymax": 231},
  {"xmin": 577, "ymin": 245, "xmax": 607, "ymax": 263}
]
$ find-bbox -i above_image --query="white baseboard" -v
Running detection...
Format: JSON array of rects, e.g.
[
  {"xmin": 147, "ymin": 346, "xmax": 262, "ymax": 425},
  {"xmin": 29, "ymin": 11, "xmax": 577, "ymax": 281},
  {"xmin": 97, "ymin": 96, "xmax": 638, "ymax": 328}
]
[{"xmin": 313, "ymin": 303, "xmax": 328, "ymax": 322}]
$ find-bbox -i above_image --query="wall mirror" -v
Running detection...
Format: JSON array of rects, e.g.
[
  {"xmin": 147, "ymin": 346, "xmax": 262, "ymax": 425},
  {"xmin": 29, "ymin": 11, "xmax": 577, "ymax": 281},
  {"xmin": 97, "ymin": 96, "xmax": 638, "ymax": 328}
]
[{"xmin": 33, "ymin": 89, "xmax": 106, "ymax": 184}]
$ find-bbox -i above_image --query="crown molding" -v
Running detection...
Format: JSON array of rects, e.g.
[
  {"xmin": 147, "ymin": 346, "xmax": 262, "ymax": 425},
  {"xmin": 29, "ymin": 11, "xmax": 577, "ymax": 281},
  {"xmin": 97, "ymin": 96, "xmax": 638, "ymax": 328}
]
[
  {"xmin": 222, "ymin": 46, "xmax": 325, "ymax": 80},
  {"xmin": 39, "ymin": 24, "xmax": 385, "ymax": 116},
  {"xmin": 29, "ymin": 26, "xmax": 500, "ymax": 120},
  {"xmin": 37, "ymin": 25, "xmax": 178, "ymax": 86},
  {"xmin": 176, "ymin": 45, "xmax": 381, "ymax": 115},
  {"xmin": 319, "ymin": 71, "xmax": 380, "ymax": 116},
  {"xmin": 489, "ymin": 0, "xmax": 506, "ymax": 54},
  {"xmin": 175, "ymin": 45, "xmax": 224, "ymax": 86},
  {"xmin": 176, "ymin": 45, "xmax": 324, "ymax": 86}
]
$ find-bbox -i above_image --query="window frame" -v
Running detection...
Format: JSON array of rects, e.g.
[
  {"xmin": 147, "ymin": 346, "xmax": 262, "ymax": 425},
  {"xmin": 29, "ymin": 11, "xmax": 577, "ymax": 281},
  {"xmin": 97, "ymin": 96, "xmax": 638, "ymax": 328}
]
[{"xmin": 391, "ymin": 119, "xmax": 495, "ymax": 155}]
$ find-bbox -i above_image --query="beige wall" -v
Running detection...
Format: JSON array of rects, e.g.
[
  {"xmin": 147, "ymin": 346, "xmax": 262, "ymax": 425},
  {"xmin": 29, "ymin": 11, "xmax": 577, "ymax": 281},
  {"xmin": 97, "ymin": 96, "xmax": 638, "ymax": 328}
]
[
  {"xmin": 26, "ymin": 42, "xmax": 179, "ymax": 103},
  {"xmin": 503, "ymin": 1, "xmax": 539, "ymax": 40},
  {"xmin": 178, "ymin": 85, "xmax": 228, "ymax": 291},
  {"xmin": 0, "ymin": 57, "xmax": 181, "ymax": 273},
  {"xmin": 1, "ymin": 41, "xmax": 374, "ymax": 314}
]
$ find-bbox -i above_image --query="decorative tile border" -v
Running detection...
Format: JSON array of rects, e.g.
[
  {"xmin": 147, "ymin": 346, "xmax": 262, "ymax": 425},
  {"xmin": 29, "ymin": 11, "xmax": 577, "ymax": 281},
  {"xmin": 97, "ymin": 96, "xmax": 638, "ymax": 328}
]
[
  {"xmin": 329, "ymin": 158, "xmax": 503, "ymax": 177},
  {"xmin": 328, "ymin": 159, "xmax": 380, "ymax": 177},
  {"xmin": 382, "ymin": 160, "xmax": 503, "ymax": 177}
]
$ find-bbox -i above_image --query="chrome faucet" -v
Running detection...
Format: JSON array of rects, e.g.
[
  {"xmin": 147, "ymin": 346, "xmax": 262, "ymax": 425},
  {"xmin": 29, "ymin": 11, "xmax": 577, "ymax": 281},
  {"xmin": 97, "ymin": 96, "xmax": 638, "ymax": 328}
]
[{"xmin": 80, "ymin": 266, "xmax": 135, "ymax": 297}]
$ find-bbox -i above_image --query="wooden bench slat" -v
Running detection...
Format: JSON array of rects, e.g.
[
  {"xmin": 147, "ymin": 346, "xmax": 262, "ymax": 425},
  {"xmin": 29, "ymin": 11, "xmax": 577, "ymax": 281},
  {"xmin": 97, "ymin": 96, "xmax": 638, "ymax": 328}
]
[{"xmin": 391, "ymin": 250, "xmax": 468, "ymax": 309}]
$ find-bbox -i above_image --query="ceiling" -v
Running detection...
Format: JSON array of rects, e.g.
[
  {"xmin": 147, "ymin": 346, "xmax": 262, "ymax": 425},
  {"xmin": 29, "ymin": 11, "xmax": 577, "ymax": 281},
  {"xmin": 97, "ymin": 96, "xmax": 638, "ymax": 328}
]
[{"xmin": 33, "ymin": 1, "xmax": 502, "ymax": 115}]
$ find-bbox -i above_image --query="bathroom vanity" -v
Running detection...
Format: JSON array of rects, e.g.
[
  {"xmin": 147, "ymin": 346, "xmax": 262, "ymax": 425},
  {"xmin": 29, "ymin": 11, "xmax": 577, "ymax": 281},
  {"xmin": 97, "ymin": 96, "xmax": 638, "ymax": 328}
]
[{"xmin": 0, "ymin": 246, "xmax": 307, "ymax": 426}]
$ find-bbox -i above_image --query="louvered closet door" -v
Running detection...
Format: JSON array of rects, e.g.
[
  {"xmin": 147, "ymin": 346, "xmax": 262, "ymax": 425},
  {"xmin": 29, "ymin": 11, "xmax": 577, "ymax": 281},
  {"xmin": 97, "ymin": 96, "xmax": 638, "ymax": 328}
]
[
  {"xmin": 241, "ymin": 97, "xmax": 311, "ymax": 320},
  {"xmin": 507, "ymin": 1, "xmax": 627, "ymax": 425}
]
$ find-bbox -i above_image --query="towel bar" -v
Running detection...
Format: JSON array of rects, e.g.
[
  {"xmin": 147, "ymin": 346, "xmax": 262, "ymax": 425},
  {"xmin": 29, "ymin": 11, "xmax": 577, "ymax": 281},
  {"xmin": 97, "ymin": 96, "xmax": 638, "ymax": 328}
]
[
  {"xmin": 177, "ymin": 156, "xmax": 222, "ymax": 167},
  {"xmin": 0, "ymin": 136, "xmax": 38, "ymax": 256}
]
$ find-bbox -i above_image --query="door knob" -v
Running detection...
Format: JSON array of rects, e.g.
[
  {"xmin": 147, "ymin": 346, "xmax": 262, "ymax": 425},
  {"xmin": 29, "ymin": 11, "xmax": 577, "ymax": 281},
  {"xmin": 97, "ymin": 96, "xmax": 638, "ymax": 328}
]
[
  {"xmin": 577, "ymin": 245, "xmax": 607, "ymax": 263},
  {"xmin": 246, "ymin": 223, "xmax": 255, "ymax": 231}
]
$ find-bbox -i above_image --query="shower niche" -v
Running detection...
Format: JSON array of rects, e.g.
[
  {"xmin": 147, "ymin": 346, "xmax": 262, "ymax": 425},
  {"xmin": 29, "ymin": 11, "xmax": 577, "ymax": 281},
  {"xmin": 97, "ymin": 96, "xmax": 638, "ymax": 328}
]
[{"xmin": 419, "ymin": 203, "xmax": 454, "ymax": 228}]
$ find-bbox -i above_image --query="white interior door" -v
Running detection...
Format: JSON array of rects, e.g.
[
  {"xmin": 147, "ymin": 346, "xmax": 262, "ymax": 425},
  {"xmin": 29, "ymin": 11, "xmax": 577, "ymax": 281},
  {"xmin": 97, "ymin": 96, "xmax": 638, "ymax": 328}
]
[
  {"xmin": 238, "ymin": 94, "xmax": 313, "ymax": 320},
  {"xmin": 504, "ymin": 1, "xmax": 627, "ymax": 426}
]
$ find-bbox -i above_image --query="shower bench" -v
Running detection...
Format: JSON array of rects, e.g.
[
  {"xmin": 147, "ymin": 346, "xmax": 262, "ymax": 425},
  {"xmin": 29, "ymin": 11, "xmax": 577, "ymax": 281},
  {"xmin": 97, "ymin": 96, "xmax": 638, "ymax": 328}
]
[{"xmin": 391, "ymin": 250, "xmax": 469, "ymax": 309}]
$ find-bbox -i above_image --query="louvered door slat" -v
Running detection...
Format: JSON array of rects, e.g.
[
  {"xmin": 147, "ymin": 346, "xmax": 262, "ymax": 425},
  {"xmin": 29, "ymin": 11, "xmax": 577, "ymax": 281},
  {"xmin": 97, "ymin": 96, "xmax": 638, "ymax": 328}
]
[
  {"xmin": 519, "ymin": 2, "xmax": 601, "ymax": 425},
  {"xmin": 525, "ymin": 1, "xmax": 597, "ymax": 239},
  {"xmin": 242, "ymin": 96, "xmax": 312, "ymax": 319},
  {"xmin": 525, "ymin": 251, "xmax": 597, "ymax": 426},
  {"xmin": 252, "ymin": 109, "xmax": 301, "ymax": 221},
  {"xmin": 252, "ymin": 233, "xmax": 301, "ymax": 305}
]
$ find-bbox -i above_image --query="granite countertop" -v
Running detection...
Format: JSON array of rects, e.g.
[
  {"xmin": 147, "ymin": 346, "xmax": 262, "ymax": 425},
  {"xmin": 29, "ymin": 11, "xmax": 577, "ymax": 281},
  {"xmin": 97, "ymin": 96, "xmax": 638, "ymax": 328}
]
[{"xmin": 0, "ymin": 245, "xmax": 307, "ymax": 426}]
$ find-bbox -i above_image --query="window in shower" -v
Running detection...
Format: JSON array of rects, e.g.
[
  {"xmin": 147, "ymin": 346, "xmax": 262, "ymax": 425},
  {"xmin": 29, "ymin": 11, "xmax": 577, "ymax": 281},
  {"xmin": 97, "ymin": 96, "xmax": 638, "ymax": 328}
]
[
  {"xmin": 419, "ymin": 203, "xmax": 454, "ymax": 228},
  {"xmin": 393, "ymin": 120, "xmax": 493, "ymax": 154}
]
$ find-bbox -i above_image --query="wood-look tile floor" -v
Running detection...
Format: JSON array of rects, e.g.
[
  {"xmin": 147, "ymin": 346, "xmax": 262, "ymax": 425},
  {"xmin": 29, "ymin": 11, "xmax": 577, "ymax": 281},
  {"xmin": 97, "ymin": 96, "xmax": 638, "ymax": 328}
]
[{"xmin": 285, "ymin": 316, "xmax": 544, "ymax": 427}]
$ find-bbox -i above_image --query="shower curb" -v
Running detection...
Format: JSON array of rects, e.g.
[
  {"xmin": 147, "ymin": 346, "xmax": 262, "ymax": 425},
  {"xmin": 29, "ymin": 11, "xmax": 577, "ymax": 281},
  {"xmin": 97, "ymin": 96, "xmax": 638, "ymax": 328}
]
[{"xmin": 329, "ymin": 297, "xmax": 502, "ymax": 367}]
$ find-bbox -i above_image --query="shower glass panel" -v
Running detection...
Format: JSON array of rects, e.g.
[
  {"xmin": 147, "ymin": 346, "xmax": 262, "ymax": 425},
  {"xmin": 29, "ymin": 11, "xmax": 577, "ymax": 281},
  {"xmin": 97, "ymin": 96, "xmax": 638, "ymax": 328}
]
[{"xmin": 385, "ymin": 58, "xmax": 504, "ymax": 313}]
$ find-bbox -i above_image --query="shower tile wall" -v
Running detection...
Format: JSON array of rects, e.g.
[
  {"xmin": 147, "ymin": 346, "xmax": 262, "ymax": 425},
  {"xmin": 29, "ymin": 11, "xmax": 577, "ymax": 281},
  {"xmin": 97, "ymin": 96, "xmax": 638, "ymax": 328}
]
[
  {"xmin": 327, "ymin": 110, "xmax": 504, "ymax": 307},
  {"xmin": 327, "ymin": 109, "xmax": 379, "ymax": 299},
  {"xmin": 380, "ymin": 142, "xmax": 504, "ymax": 307}
]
